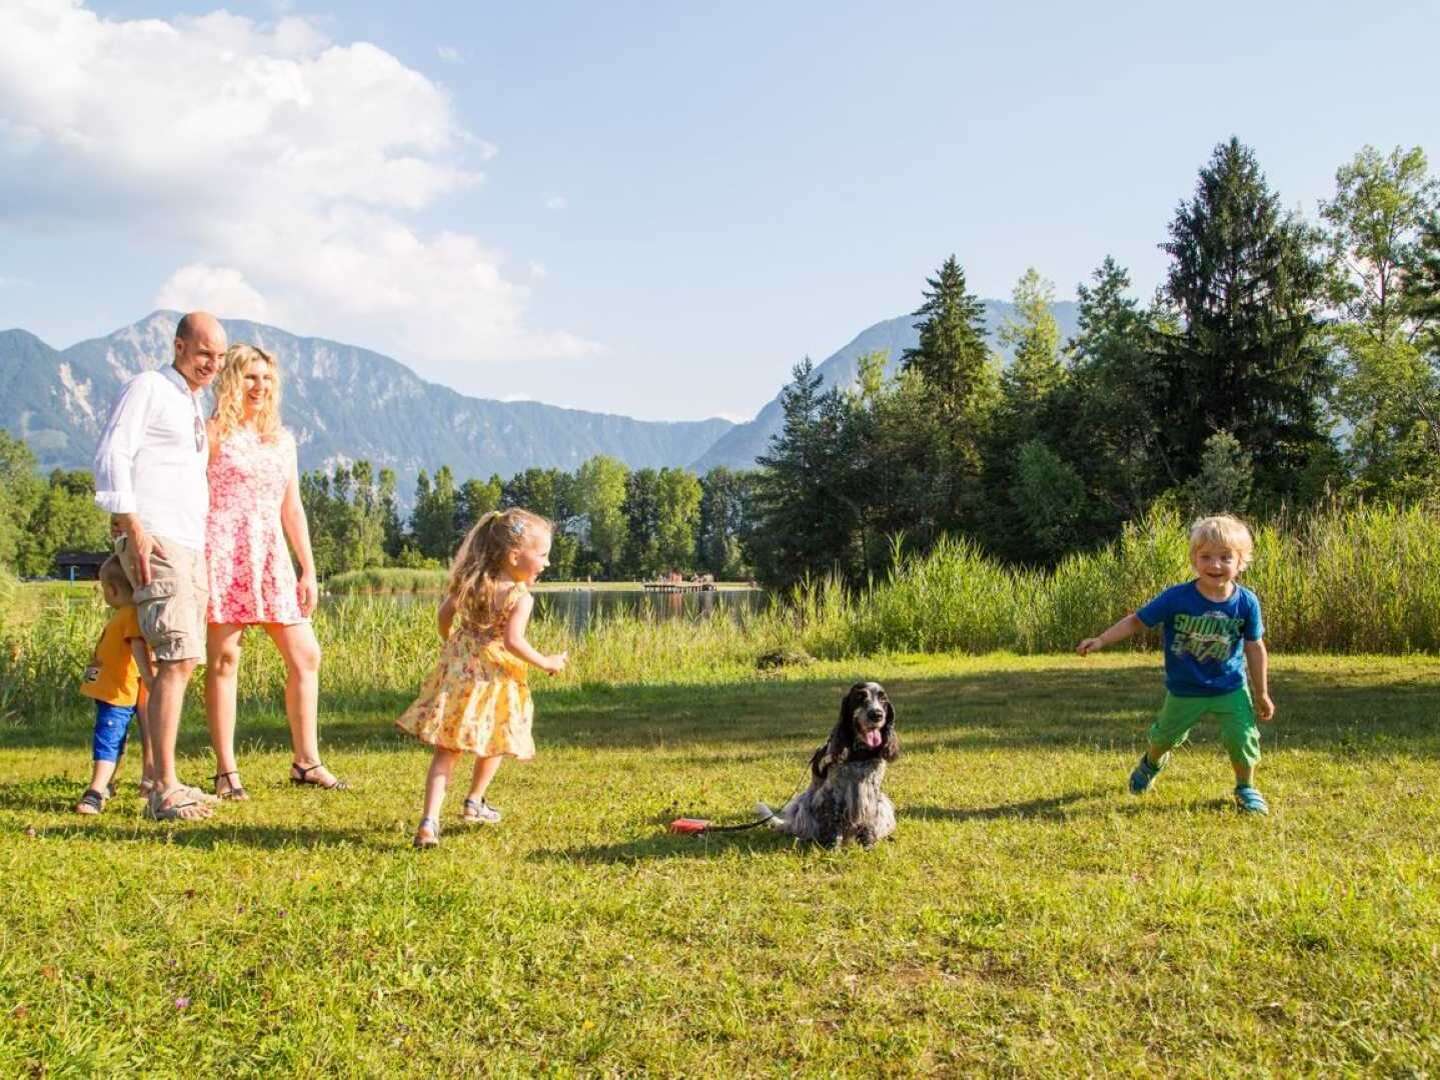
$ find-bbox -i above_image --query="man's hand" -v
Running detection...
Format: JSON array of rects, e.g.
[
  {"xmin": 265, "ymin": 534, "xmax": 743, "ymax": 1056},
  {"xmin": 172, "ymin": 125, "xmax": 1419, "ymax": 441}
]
[
  {"xmin": 1076, "ymin": 637, "xmax": 1105, "ymax": 656},
  {"xmin": 297, "ymin": 571, "xmax": 319, "ymax": 618},
  {"xmin": 113, "ymin": 514, "xmax": 164, "ymax": 587},
  {"xmin": 1254, "ymin": 692, "xmax": 1275, "ymax": 723}
]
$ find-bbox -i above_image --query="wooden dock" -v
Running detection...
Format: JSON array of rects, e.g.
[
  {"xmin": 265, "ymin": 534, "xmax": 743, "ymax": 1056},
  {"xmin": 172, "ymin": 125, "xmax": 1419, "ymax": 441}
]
[{"xmin": 642, "ymin": 580, "xmax": 716, "ymax": 593}]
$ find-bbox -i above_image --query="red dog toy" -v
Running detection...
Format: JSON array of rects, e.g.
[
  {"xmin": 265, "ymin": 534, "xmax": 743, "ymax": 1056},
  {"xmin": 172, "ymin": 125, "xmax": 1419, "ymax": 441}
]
[{"xmin": 669, "ymin": 818, "xmax": 711, "ymax": 834}]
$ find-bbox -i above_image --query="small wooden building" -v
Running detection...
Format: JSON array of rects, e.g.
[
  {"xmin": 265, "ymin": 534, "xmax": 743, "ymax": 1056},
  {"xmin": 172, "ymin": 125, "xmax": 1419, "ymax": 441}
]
[{"xmin": 55, "ymin": 552, "xmax": 109, "ymax": 582}]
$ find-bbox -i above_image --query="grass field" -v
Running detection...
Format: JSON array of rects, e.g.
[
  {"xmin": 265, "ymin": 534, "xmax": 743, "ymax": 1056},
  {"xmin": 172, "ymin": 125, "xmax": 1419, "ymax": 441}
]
[{"xmin": 3, "ymin": 652, "xmax": 1438, "ymax": 1076}]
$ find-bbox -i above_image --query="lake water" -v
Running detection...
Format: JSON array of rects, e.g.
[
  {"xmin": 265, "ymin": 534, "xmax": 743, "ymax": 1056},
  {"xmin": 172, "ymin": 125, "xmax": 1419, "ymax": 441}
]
[{"xmin": 323, "ymin": 588, "xmax": 769, "ymax": 632}]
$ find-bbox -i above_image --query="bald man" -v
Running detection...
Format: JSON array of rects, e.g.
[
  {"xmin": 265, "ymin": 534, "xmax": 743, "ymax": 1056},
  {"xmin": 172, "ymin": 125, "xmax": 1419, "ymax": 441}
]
[{"xmin": 94, "ymin": 312, "xmax": 227, "ymax": 821}]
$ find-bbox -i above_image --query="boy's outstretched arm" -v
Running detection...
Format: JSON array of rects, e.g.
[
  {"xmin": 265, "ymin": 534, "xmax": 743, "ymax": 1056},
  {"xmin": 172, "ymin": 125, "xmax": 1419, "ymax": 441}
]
[
  {"xmin": 1244, "ymin": 638, "xmax": 1274, "ymax": 721},
  {"xmin": 1077, "ymin": 613, "xmax": 1144, "ymax": 656}
]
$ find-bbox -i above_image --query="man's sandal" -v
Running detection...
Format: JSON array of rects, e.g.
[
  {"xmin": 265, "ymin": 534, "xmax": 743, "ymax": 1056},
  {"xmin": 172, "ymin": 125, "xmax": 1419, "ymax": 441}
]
[
  {"xmin": 413, "ymin": 817, "xmax": 440, "ymax": 849},
  {"xmin": 213, "ymin": 770, "xmax": 250, "ymax": 801},
  {"xmin": 75, "ymin": 789, "xmax": 107, "ymax": 815},
  {"xmin": 144, "ymin": 787, "xmax": 214, "ymax": 822},
  {"xmin": 290, "ymin": 762, "xmax": 349, "ymax": 790},
  {"xmin": 1234, "ymin": 785, "xmax": 1269, "ymax": 815}
]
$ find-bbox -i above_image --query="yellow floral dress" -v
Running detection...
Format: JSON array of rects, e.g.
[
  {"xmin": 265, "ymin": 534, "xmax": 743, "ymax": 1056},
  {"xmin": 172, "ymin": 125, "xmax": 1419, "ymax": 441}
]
[{"xmin": 395, "ymin": 583, "xmax": 535, "ymax": 759}]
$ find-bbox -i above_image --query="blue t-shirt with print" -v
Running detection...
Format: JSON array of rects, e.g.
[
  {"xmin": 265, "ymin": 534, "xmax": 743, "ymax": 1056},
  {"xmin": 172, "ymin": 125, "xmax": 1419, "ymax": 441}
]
[{"xmin": 1136, "ymin": 581, "xmax": 1264, "ymax": 697}]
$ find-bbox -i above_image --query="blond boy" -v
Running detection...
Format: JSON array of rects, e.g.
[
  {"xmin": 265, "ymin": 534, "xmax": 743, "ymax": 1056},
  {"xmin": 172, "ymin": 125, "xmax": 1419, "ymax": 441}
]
[
  {"xmin": 1077, "ymin": 515, "xmax": 1275, "ymax": 814},
  {"xmin": 76, "ymin": 557, "xmax": 156, "ymax": 814}
]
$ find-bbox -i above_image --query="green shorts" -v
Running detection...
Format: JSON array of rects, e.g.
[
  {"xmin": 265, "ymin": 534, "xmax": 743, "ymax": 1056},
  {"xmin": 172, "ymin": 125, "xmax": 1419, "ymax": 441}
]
[{"xmin": 1148, "ymin": 687, "xmax": 1260, "ymax": 767}]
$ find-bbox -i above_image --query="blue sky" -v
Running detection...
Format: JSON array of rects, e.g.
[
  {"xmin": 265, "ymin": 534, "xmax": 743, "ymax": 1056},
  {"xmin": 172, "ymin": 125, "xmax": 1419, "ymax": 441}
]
[{"xmin": 1, "ymin": 0, "xmax": 1437, "ymax": 421}]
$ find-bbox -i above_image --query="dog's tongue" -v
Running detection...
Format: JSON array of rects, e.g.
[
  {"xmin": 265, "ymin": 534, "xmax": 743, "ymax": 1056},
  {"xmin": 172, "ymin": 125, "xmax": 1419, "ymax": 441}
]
[{"xmin": 862, "ymin": 729, "xmax": 883, "ymax": 749}]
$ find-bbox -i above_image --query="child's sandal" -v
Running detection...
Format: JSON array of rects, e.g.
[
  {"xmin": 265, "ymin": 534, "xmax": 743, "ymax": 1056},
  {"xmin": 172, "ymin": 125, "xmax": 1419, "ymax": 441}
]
[
  {"xmin": 75, "ymin": 789, "xmax": 106, "ymax": 815},
  {"xmin": 1234, "ymin": 785, "xmax": 1269, "ymax": 815},
  {"xmin": 413, "ymin": 817, "xmax": 440, "ymax": 849},
  {"xmin": 461, "ymin": 798, "xmax": 502, "ymax": 825}
]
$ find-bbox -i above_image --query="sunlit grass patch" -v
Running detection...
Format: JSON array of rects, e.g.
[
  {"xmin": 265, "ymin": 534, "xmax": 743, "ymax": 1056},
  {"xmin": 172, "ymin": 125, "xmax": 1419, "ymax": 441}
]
[{"xmin": 3, "ymin": 652, "xmax": 1439, "ymax": 1075}]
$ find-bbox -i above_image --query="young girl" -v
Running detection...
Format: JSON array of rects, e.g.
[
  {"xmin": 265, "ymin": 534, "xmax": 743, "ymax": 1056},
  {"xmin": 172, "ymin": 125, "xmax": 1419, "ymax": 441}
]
[{"xmin": 397, "ymin": 508, "xmax": 568, "ymax": 847}]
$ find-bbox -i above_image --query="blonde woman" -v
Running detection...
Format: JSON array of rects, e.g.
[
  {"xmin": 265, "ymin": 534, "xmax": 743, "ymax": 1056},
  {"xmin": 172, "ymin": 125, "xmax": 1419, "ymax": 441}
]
[{"xmin": 204, "ymin": 344, "xmax": 345, "ymax": 798}]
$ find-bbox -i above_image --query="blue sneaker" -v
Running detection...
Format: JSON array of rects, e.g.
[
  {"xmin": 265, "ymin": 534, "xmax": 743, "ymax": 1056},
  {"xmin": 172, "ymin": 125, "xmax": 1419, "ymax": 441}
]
[
  {"xmin": 1128, "ymin": 752, "xmax": 1166, "ymax": 795},
  {"xmin": 1234, "ymin": 785, "xmax": 1269, "ymax": 815}
]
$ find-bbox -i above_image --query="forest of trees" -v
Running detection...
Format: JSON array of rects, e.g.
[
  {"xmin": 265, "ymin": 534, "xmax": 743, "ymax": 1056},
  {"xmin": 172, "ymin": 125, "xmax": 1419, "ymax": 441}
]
[
  {"xmin": 297, "ymin": 457, "xmax": 755, "ymax": 581},
  {"xmin": 747, "ymin": 139, "xmax": 1440, "ymax": 589},
  {"xmin": 4, "ymin": 139, "xmax": 1439, "ymax": 590}
]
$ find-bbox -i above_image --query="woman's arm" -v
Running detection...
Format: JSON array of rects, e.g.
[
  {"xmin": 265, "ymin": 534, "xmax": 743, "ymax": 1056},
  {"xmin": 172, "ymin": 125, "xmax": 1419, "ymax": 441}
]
[
  {"xmin": 1077, "ymin": 613, "xmax": 1145, "ymax": 656},
  {"xmin": 279, "ymin": 468, "xmax": 319, "ymax": 617},
  {"xmin": 502, "ymin": 592, "xmax": 567, "ymax": 674}
]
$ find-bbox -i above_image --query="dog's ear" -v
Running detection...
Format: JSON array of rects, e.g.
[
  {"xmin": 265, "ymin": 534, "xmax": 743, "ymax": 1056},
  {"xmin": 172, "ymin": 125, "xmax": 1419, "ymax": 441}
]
[
  {"xmin": 809, "ymin": 743, "xmax": 827, "ymax": 779},
  {"xmin": 880, "ymin": 697, "xmax": 899, "ymax": 761},
  {"xmin": 840, "ymin": 684, "xmax": 866, "ymax": 731}
]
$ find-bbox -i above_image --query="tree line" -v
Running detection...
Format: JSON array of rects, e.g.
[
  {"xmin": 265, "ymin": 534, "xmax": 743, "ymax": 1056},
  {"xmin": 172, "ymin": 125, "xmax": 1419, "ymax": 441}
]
[
  {"xmin": 747, "ymin": 139, "xmax": 1440, "ymax": 590},
  {"xmin": 299, "ymin": 458, "xmax": 756, "ymax": 581}
]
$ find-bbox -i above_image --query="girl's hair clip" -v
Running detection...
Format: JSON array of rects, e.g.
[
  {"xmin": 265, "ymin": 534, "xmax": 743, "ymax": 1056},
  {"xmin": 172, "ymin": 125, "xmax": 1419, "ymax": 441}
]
[{"xmin": 508, "ymin": 519, "xmax": 527, "ymax": 537}]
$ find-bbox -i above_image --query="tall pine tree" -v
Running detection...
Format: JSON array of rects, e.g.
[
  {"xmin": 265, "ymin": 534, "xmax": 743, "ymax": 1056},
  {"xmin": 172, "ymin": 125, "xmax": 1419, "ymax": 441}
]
[
  {"xmin": 901, "ymin": 255, "xmax": 990, "ymax": 426},
  {"xmin": 1155, "ymin": 137, "xmax": 1330, "ymax": 503}
]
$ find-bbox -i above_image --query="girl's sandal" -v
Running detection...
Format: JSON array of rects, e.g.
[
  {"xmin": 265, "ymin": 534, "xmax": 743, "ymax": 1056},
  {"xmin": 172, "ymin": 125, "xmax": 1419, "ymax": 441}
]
[
  {"xmin": 290, "ymin": 762, "xmax": 349, "ymax": 791},
  {"xmin": 213, "ymin": 770, "xmax": 250, "ymax": 801},
  {"xmin": 461, "ymin": 798, "xmax": 502, "ymax": 825},
  {"xmin": 413, "ymin": 817, "xmax": 440, "ymax": 849}
]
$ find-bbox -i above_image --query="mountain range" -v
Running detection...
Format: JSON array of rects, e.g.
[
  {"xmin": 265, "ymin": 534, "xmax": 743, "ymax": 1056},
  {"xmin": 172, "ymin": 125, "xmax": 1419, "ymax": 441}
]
[{"xmin": 0, "ymin": 301, "xmax": 1081, "ymax": 494}]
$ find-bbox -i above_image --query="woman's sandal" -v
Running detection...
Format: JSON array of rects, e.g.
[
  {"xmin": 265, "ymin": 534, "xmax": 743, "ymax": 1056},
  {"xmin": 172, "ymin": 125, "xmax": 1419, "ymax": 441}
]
[
  {"xmin": 144, "ymin": 786, "xmax": 214, "ymax": 822},
  {"xmin": 75, "ymin": 789, "xmax": 107, "ymax": 815},
  {"xmin": 413, "ymin": 817, "xmax": 440, "ymax": 849},
  {"xmin": 290, "ymin": 762, "xmax": 349, "ymax": 791},
  {"xmin": 213, "ymin": 770, "xmax": 250, "ymax": 801}
]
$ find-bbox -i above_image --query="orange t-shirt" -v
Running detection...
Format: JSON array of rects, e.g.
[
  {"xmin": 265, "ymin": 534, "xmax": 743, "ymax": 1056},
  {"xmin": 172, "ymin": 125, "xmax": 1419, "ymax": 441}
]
[{"xmin": 80, "ymin": 606, "xmax": 144, "ymax": 706}]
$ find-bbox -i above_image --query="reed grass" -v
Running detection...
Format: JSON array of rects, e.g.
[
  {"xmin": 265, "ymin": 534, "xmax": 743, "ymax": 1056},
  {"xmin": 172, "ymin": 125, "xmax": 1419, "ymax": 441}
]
[{"xmin": 6, "ymin": 503, "xmax": 1440, "ymax": 730}]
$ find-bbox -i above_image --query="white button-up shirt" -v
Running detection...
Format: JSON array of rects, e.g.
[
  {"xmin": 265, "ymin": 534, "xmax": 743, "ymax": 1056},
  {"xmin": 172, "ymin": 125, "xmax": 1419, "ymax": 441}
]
[{"xmin": 93, "ymin": 366, "xmax": 209, "ymax": 552}]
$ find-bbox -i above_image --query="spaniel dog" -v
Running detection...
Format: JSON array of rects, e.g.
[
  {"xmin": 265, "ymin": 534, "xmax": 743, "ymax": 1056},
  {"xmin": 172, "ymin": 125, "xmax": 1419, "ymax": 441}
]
[{"xmin": 759, "ymin": 681, "xmax": 899, "ymax": 848}]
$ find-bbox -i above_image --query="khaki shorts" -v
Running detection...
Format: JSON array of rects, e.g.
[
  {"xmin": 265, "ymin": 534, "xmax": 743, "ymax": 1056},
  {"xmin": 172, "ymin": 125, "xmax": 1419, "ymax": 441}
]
[{"xmin": 114, "ymin": 534, "xmax": 208, "ymax": 662}]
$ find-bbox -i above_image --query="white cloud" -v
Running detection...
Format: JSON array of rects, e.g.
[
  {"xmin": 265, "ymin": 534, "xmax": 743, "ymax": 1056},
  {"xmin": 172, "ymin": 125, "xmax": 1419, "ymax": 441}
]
[
  {"xmin": 544, "ymin": 195, "xmax": 569, "ymax": 211},
  {"xmin": 155, "ymin": 265, "xmax": 270, "ymax": 321},
  {"xmin": 437, "ymin": 45, "xmax": 460, "ymax": 63},
  {"xmin": 0, "ymin": 0, "xmax": 598, "ymax": 384},
  {"xmin": 528, "ymin": 261, "xmax": 547, "ymax": 280}
]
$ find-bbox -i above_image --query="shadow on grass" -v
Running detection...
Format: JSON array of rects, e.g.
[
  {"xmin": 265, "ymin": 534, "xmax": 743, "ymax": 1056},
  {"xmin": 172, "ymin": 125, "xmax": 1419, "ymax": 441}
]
[
  {"xmin": 528, "ymin": 826, "xmax": 812, "ymax": 865},
  {"xmin": 6, "ymin": 664, "xmax": 1440, "ymax": 763},
  {"xmin": 909, "ymin": 786, "xmax": 1111, "ymax": 823},
  {"xmin": 18, "ymin": 813, "xmax": 394, "ymax": 851}
]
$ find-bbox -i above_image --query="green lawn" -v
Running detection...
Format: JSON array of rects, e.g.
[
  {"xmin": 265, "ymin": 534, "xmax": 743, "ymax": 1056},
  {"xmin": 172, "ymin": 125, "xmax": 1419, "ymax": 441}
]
[{"xmin": 3, "ymin": 653, "xmax": 1438, "ymax": 1075}]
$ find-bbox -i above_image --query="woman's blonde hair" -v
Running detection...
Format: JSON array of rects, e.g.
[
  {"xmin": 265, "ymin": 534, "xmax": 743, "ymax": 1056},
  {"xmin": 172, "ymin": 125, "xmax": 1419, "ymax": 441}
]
[
  {"xmin": 1189, "ymin": 514, "xmax": 1254, "ymax": 570},
  {"xmin": 211, "ymin": 344, "xmax": 282, "ymax": 442},
  {"xmin": 449, "ymin": 507, "xmax": 552, "ymax": 627}
]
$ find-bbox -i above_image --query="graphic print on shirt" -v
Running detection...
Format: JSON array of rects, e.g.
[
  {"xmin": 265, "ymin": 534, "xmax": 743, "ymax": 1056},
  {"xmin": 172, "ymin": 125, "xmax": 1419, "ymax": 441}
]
[{"xmin": 1170, "ymin": 611, "xmax": 1245, "ymax": 663}]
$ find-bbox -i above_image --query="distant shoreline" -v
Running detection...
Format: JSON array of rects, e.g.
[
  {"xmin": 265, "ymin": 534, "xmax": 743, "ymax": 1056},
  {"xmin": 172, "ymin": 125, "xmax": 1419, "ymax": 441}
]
[{"xmin": 324, "ymin": 568, "xmax": 760, "ymax": 596}]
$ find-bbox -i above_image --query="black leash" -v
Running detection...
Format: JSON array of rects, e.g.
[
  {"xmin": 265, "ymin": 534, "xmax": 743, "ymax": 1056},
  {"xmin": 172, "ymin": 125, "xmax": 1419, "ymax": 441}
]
[{"xmin": 695, "ymin": 810, "xmax": 776, "ymax": 833}]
